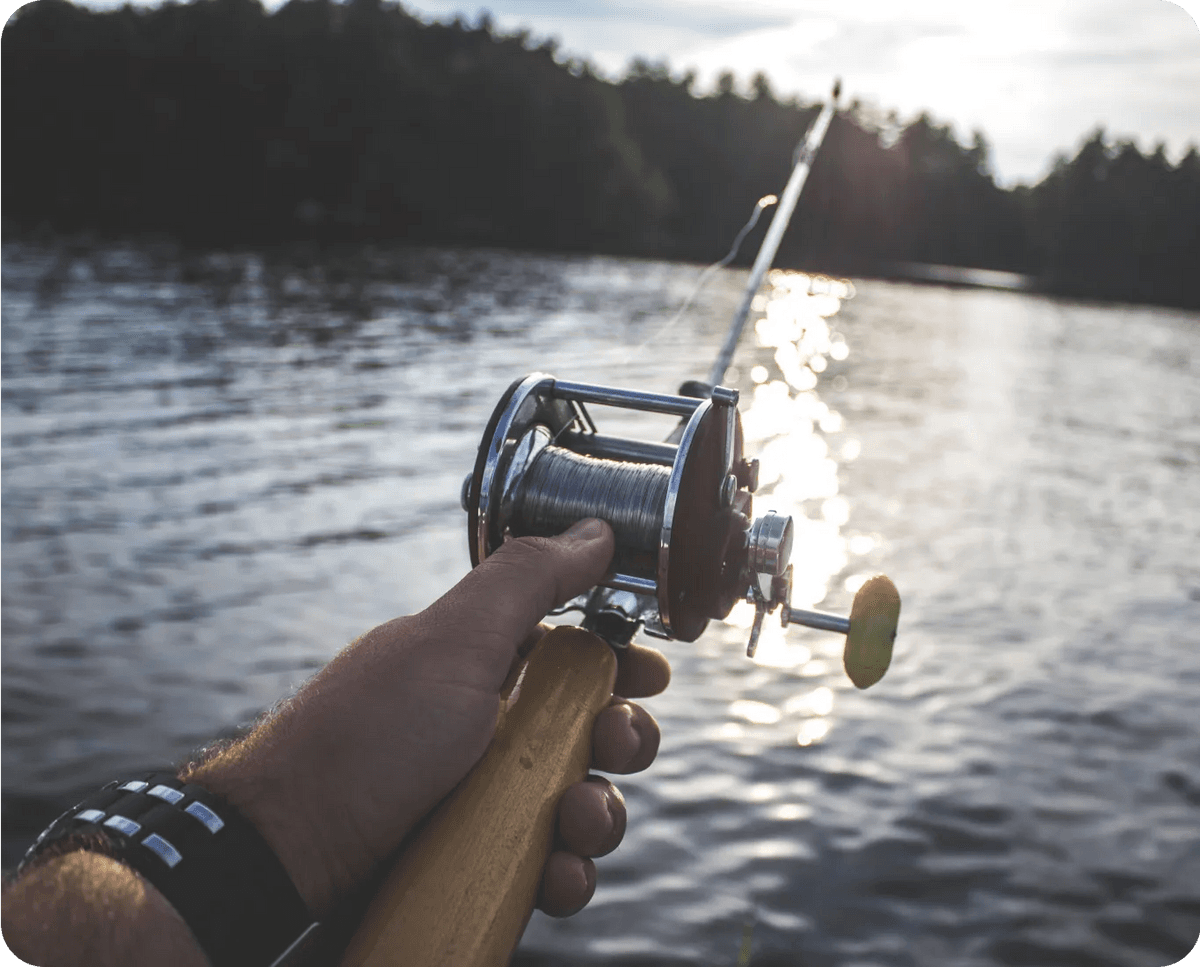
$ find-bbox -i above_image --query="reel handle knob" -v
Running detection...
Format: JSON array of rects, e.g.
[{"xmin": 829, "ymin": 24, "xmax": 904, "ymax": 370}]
[
  {"xmin": 840, "ymin": 575, "xmax": 900, "ymax": 688},
  {"xmin": 777, "ymin": 575, "xmax": 902, "ymax": 691},
  {"xmin": 777, "ymin": 575, "xmax": 900, "ymax": 689}
]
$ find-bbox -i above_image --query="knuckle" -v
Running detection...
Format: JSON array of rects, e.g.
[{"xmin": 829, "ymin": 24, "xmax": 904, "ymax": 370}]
[
  {"xmin": 494, "ymin": 534, "xmax": 556, "ymax": 569},
  {"xmin": 491, "ymin": 536, "xmax": 558, "ymax": 583},
  {"xmin": 488, "ymin": 535, "xmax": 568, "ymax": 609}
]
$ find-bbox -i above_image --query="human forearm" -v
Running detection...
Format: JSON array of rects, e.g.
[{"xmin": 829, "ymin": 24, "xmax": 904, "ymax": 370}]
[
  {"xmin": 180, "ymin": 526, "xmax": 638, "ymax": 922},
  {"xmin": 2, "ymin": 850, "xmax": 208, "ymax": 967},
  {"xmin": 178, "ymin": 696, "xmax": 366, "ymax": 920},
  {"xmin": 4, "ymin": 522, "xmax": 666, "ymax": 965}
]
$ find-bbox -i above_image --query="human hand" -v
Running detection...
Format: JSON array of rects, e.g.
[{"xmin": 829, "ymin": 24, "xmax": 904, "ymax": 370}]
[{"xmin": 184, "ymin": 518, "xmax": 670, "ymax": 922}]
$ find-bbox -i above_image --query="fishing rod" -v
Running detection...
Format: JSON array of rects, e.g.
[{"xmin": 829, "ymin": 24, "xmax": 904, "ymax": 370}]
[
  {"xmin": 632, "ymin": 78, "xmax": 840, "ymax": 368},
  {"xmin": 339, "ymin": 79, "xmax": 900, "ymax": 967},
  {"xmin": 708, "ymin": 77, "xmax": 840, "ymax": 388}
]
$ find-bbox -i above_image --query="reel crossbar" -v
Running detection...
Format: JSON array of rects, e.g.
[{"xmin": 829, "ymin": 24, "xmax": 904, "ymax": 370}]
[
  {"xmin": 465, "ymin": 373, "xmax": 743, "ymax": 642},
  {"xmin": 551, "ymin": 380, "xmax": 706, "ymax": 417}
]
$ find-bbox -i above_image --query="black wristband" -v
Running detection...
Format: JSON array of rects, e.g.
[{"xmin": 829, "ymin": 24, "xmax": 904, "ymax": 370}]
[{"xmin": 19, "ymin": 772, "xmax": 318, "ymax": 967}]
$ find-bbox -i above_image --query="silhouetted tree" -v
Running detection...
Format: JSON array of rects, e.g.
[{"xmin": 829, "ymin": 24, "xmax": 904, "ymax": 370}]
[
  {"xmin": 1023, "ymin": 128, "xmax": 1199, "ymax": 305},
  {"xmin": 3, "ymin": 0, "xmax": 1197, "ymax": 307}
]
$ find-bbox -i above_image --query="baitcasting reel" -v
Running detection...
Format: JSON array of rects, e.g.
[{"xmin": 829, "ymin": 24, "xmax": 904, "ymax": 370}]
[{"xmin": 461, "ymin": 373, "xmax": 900, "ymax": 688}]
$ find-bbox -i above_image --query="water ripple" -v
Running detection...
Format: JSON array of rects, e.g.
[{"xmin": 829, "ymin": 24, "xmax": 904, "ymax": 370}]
[{"xmin": 4, "ymin": 241, "xmax": 1199, "ymax": 966}]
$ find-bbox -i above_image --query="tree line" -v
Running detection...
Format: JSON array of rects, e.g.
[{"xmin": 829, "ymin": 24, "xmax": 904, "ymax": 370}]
[{"xmin": 4, "ymin": 0, "xmax": 1198, "ymax": 309}]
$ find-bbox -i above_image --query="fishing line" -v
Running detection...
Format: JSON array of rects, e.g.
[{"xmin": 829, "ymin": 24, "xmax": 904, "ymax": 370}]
[
  {"xmin": 618, "ymin": 193, "xmax": 778, "ymax": 363},
  {"xmin": 619, "ymin": 83, "xmax": 839, "ymax": 381},
  {"xmin": 511, "ymin": 445, "xmax": 670, "ymax": 564}
]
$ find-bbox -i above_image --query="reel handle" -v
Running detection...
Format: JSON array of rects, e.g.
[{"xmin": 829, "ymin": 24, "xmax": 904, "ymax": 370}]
[
  {"xmin": 758, "ymin": 568, "xmax": 901, "ymax": 689},
  {"xmin": 338, "ymin": 626, "xmax": 617, "ymax": 967}
]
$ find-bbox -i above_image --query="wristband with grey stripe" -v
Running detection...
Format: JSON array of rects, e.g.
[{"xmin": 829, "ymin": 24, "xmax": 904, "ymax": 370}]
[{"xmin": 19, "ymin": 772, "xmax": 318, "ymax": 967}]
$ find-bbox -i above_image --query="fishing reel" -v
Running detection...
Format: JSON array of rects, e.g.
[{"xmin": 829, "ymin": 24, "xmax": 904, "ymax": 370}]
[{"xmin": 462, "ymin": 373, "xmax": 900, "ymax": 688}]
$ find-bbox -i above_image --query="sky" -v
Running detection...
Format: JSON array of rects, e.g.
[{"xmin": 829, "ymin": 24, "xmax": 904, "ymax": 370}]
[{"xmin": 9, "ymin": 0, "xmax": 1199, "ymax": 186}]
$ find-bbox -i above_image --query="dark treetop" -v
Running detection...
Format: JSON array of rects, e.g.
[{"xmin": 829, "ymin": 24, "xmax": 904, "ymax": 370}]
[{"xmin": 4, "ymin": 0, "xmax": 1198, "ymax": 309}]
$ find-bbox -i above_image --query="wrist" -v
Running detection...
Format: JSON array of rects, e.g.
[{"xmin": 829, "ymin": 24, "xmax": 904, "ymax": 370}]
[
  {"xmin": 181, "ymin": 727, "xmax": 354, "ymax": 918},
  {"xmin": 16, "ymin": 772, "xmax": 317, "ymax": 967}
]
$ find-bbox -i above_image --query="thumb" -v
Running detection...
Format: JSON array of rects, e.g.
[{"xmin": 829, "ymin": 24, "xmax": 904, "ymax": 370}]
[{"xmin": 420, "ymin": 519, "xmax": 615, "ymax": 686}]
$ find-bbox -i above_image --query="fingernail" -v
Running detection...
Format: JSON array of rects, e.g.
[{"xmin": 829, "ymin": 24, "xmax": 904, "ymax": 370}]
[
  {"xmin": 614, "ymin": 703, "xmax": 640, "ymax": 770},
  {"xmin": 603, "ymin": 786, "xmax": 622, "ymax": 831},
  {"xmin": 563, "ymin": 518, "xmax": 606, "ymax": 541},
  {"xmin": 587, "ymin": 776, "xmax": 620, "ymax": 832}
]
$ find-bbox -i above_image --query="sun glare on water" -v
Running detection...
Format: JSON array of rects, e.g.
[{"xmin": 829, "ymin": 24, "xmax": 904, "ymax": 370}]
[{"xmin": 721, "ymin": 270, "xmax": 861, "ymax": 747}]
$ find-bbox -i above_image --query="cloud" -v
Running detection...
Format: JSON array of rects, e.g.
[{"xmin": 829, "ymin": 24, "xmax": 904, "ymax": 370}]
[
  {"xmin": 401, "ymin": 0, "xmax": 792, "ymax": 38},
  {"xmin": 655, "ymin": 0, "xmax": 1200, "ymax": 183}
]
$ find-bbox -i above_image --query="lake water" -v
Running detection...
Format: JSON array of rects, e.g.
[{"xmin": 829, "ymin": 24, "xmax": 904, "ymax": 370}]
[{"xmin": 3, "ymin": 241, "xmax": 1199, "ymax": 966}]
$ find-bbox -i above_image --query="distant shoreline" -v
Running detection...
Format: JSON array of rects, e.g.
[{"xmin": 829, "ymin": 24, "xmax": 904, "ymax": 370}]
[
  {"xmin": 9, "ymin": 231, "xmax": 1200, "ymax": 314},
  {"xmin": 878, "ymin": 263, "xmax": 1033, "ymax": 293}
]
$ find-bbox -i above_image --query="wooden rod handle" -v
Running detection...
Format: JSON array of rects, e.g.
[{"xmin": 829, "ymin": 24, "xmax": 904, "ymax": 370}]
[{"xmin": 339, "ymin": 625, "xmax": 618, "ymax": 967}]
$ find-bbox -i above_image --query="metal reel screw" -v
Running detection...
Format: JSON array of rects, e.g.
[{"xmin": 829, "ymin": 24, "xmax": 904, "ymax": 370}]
[
  {"xmin": 460, "ymin": 473, "xmax": 473, "ymax": 512},
  {"xmin": 720, "ymin": 473, "xmax": 739, "ymax": 509}
]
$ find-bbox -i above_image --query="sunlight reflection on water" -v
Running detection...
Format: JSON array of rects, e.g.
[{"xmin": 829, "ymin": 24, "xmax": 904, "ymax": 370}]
[
  {"xmin": 728, "ymin": 271, "xmax": 855, "ymax": 703},
  {"xmin": 5, "ymin": 242, "xmax": 1199, "ymax": 967}
]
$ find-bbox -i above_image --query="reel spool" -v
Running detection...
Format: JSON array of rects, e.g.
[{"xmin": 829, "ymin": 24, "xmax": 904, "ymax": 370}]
[{"xmin": 462, "ymin": 373, "xmax": 899, "ymax": 687}]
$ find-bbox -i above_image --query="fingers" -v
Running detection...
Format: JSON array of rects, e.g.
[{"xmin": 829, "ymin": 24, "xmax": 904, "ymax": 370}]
[
  {"xmin": 556, "ymin": 776, "xmax": 626, "ymax": 858},
  {"xmin": 536, "ymin": 647, "xmax": 665, "ymax": 920},
  {"xmin": 592, "ymin": 699, "xmax": 661, "ymax": 775},
  {"xmin": 538, "ymin": 777, "xmax": 627, "ymax": 918},
  {"xmin": 537, "ymin": 852, "xmax": 596, "ymax": 918},
  {"xmin": 614, "ymin": 642, "xmax": 671, "ymax": 699}
]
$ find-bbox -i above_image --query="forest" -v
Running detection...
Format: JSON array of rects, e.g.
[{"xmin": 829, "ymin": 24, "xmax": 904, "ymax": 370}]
[{"xmin": 3, "ymin": 0, "xmax": 1198, "ymax": 309}]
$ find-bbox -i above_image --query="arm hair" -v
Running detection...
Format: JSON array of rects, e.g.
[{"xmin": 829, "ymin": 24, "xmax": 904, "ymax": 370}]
[{"xmin": 2, "ymin": 851, "xmax": 209, "ymax": 967}]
